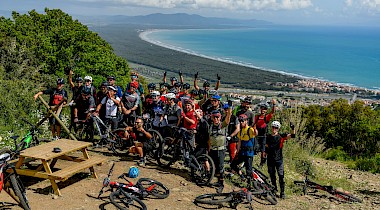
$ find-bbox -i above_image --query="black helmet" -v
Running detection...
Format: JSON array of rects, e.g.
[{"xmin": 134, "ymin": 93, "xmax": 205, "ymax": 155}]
[
  {"xmin": 243, "ymin": 97, "xmax": 252, "ymax": 104},
  {"xmin": 260, "ymin": 103, "xmax": 269, "ymax": 109},
  {"xmin": 170, "ymin": 77, "xmax": 177, "ymax": 82},
  {"xmin": 174, "ymin": 82, "xmax": 182, "ymax": 88},
  {"xmin": 159, "ymin": 82, "xmax": 170, "ymax": 88},
  {"xmin": 81, "ymin": 87, "xmax": 91, "ymax": 95},
  {"xmin": 148, "ymin": 83, "xmax": 156, "ymax": 90},
  {"xmin": 100, "ymin": 81, "xmax": 109, "ymax": 87},
  {"xmin": 183, "ymin": 83, "xmax": 191, "ymax": 90},
  {"xmin": 190, "ymin": 89, "xmax": 198, "ymax": 95},
  {"xmin": 57, "ymin": 78, "xmax": 65, "ymax": 84},
  {"xmin": 107, "ymin": 76, "xmax": 116, "ymax": 80},
  {"xmin": 76, "ymin": 77, "xmax": 83, "ymax": 82},
  {"xmin": 203, "ymin": 81, "xmax": 210, "ymax": 87}
]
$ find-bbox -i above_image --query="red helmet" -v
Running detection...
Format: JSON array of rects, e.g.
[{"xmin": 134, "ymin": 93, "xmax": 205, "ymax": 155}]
[
  {"xmin": 130, "ymin": 72, "xmax": 139, "ymax": 77},
  {"xmin": 238, "ymin": 114, "xmax": 248, "ymax": 121},
  {"xmin": 130, "ymin": 81, "xmax": 138, "ymax": 88}
]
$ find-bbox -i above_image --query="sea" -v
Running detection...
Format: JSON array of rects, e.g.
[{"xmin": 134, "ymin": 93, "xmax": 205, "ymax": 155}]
[{"xmin": 141, "ymin": 25, "xmax": 380, "ymax": 90}]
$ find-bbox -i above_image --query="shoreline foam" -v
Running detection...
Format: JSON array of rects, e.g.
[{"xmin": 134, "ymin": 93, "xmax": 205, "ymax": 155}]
[{"xmin": 139, "ymin": 29, "xmax": 376, "ymax": 91}]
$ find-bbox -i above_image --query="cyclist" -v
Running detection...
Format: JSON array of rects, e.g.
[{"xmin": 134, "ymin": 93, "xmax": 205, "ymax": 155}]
[
  {"xmin": 223, "ymin": 103, "xmax": 241, "ymax": 163},
  {"xmin": 203, "ymin": 94, "xmax": 224, "ymax": 123},
  {"xmin": 73, "ymin": 88, "xmax": 96, "ymax": 143},
  {"xmin": 125, "ymin": 117, "xmax": 153, "ymax": 166},
  {"xmin": 107, "ymin": 76, "xmax": 123, "ymax": 98},
  {"xmin": 33, "ymin": 78, "xmax": 68, "ymax": 139},
  {"xmin": 94, "ymin": 86, "xmax": 121, "ymax": 130},
  {"xmin": 68, "ymin": 69, "xmax": 83, "ymax": 131},
  {"xmin": 194, "ymin": 109, "xmax": 209, "ymax": 156},
  {"xmin": 144, "ymin": 91, "xmax": 164, "ymax": 120},
  {"xmin": 182, "ymin": 99, "xmax": 197, "ymax": 148},
  {"xmin": 96, "ymin": 81, "xmax": 109, "ymax": 122},
  {"xmin": 233, "ymin": 96, "xmax": 255, "ymax": 126},
  {"xmin": 83, "ymin": 75, "xmax": 97, "ymax": 99},
  {"xmin": 194, "ymin": 72, "xmax": 220, "ymax": 99},
  {"xmin": 230, "ymin": 114, "xmax": 257, "ymax": 185},
  {"xmin": 126, "ymin": 72, "xmax": 145, "ymax": 116},
  {"xmin": 254, "ymin": 99, "xmax": 276, "ymax": 166},
  {"xmin": 159, "ymin": 82, "xmax": 170, "ymax": 101},
  {"xmin": 164, "ymin": 93, "xmax": 182, "ymax": 127},
  {"xmin": 120, "ymin": 81, "xmax": 140, "ymax": 126},
  {"xmin": 265, "ymin": 121, "xmax": 295, "ymax": 199},
  {"xmin": 208, "ymin": 108, "xmax": 231, "ymax": 193}
]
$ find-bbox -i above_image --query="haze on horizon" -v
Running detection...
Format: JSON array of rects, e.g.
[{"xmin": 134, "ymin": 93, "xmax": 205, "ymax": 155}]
[{"xmin": 1, "ymin": 0, "xmax": 379, "ymax": 26}]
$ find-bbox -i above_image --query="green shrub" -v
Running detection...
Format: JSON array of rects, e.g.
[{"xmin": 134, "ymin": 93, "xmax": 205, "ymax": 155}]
[
  {"xmin": 351, "ymin": 153, "xmax": 380, "ymax": 173},
  {"xmin": 323, "ymin": 146, "xmax": 350, "ymax": 162}
]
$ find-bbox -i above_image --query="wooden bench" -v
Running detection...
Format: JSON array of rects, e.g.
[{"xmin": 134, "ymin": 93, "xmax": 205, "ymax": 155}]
[{"xmin": 49, "ymin": 156, "xmax": 106, "ymax": 181}]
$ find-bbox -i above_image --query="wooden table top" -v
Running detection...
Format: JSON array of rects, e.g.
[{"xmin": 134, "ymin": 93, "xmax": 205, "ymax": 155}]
[{"xmin": 19, "ymin": 139, "xmax": 92, "ymax": 160}]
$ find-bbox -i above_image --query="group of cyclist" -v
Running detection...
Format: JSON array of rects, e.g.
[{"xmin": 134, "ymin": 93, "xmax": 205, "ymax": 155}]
[{"xmin": 33, "ymin": 69, "xmax": 295, "ymax": 199}]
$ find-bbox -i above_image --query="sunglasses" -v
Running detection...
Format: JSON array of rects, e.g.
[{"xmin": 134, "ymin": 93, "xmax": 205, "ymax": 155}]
[
  {"xmin": 85, "ymin": 80, "xmax": 91, "ymax": 82},
  {"xmin": 212, "ymin": 116, "xmax": 221, "ymax": 119},
  {"xmin": 135, "ymin": 121, "xmax": 143, "ymax": 124},
  {"xmin": 107, "ymin": 79, "xmax": 114, "ymax": 81}
]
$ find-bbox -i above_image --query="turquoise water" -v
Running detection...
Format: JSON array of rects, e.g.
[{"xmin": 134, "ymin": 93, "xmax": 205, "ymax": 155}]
[{"xmin": 144, "ymin": 26, "xmax": 380, "ymax": 90}]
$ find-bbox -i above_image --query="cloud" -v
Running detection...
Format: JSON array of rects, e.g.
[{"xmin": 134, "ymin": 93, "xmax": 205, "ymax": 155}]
[
  {"xmin": 345, "ymin": 0, "xmax": 380, "ymax": 11},
  {"xmin": 78, "ymin": 0, "xmax": 313, "ymax": 10}
]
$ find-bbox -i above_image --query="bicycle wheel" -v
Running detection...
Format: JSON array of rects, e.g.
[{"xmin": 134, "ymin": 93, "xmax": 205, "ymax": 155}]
[
  {"xmin": 194, "ymin": 193, "xmax": 233, "ymax": 205},
  {"xmin": 137, "ymin": 178, "xmax": 170, "ymax": 199},
  {"xmin": 77, "ymin": 124, "xmax": 94, "ymax": 142},
  {"xmin": 110, "ymin": 190, "xmax": 147, "ymax": 210},
  {"xmin": 253, "ymin": 181, "xmax": 277, "ymax": 205},
  {"xmin": 191, "ymin": 154, "xmax": 215, "ymax": 186},
  {"xmin": 112, "ymin": 129, "xmax": 127, "ymax": 149},
  {"xmin": 334, "ymin": 191, "xmax": 362, "ymax": 203},
  {"xmin": 264, "ymin": 191, "xmax": 278, "ymax": 205},
  {"xmin": 157, "ymin": 137, "xmax": 178, "ymax": 167},
  {"xmin": 10, "ymin": 174, "xmax": 31, "ymax": 210},
  {"xmin": 146, "ymin": 129, "xmax": 163, "ymax": 162}
]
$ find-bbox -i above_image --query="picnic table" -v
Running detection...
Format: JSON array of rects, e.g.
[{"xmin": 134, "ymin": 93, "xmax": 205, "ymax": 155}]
[{"xmin": 11, "ymin": 139, "xmax": 106, "ymax": 196}]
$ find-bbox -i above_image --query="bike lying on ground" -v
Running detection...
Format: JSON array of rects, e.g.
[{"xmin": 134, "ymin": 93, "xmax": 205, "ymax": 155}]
[
  {"xmin": 98, "ymin": 163, "xmax": 170, "ymax": 209},
  {"xmin": 194, "ymin": 187, "xmax": 254, "ymax": 210},
  {"xmin": 293, "ymin": 164, "xmax": 362, "ymax": 203},
  {"xmin": 0, "ymin": 151, "xmax": 31, "ymax": 210},
  {"xmin": 157, "ymin": 126, "xmax": 215, "ymax": 186},
  {"xmin": 227, "ymin": 164, "xmax": 277, "ymax": 205}
]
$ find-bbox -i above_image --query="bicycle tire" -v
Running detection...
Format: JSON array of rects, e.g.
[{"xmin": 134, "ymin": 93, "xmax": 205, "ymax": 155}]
[
  {"xmin": 137, "ymin": 178, "xmax": 170, "ymax": 199},
  {"xmin": 112, "ymin": 129, "xmax": 127, "ymax": 149},
  {"xmin": 334, "ymin": 190, "xmax": 362, "ymax": 203},
  {"xmin": 253, "ymin": 181, "xmax": 277, "ymax": 205},
  {"xmin": 264, "ymin": 191, "xmax": 278, "ymax": 205},
  {"xmin": 110, "ymin": 190, "xmax": 147, "ymax": 210},
  {"xmin": 146, "ymin": 129, "xmax": 163, "ymax": 162},
  {"xmin": 157, "ymin": 137, "xmax": 177, "ymax": 167},
  {"xmin": 10, "ymin": 174, "xmax": 31, "ymax": 210},
  {"xmin": 191, "ymin": 154, "xmax": 215, "ymax": 186},
  {"xmin": 194, "ymin": 193, "xmax": 233, "ymax": 205}
]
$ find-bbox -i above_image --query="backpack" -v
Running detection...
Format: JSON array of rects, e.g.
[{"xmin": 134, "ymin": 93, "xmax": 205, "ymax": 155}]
[
  {"xmin": 253, "ymin": 114, "xmax": 269, "ymax": 153},
  {"xmin": 209, "ymin": 123, "xmax": 225, "ymax": 148},
  {"xmin": 239, "ymin": 126, "xmax": 255, "ymax": 157},
  {"xmin": 51, "ymin": 89, "xmax": 66, "ymax": 105}
]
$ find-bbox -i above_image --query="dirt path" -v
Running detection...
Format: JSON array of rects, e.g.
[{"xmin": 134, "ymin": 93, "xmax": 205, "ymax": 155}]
[{"xmin": 0, "ymin": 151, "xmax": 378, "ymax": 210}]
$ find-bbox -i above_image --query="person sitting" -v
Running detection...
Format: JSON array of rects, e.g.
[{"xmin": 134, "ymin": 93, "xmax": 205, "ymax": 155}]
[{"xmin": 125, "ymin": 117, "xmax": 153, "ymax": 167}]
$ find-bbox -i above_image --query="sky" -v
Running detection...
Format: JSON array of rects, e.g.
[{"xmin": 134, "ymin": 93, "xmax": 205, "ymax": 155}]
[{"xmin": 0, "ymin": 0, "xmax": 380, "ymax": 26}]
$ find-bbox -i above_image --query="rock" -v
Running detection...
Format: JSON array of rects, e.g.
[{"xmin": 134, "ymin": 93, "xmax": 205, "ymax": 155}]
[{"xmin": 180, "ymin": 181, "xmax": 188, "ymax": 186}]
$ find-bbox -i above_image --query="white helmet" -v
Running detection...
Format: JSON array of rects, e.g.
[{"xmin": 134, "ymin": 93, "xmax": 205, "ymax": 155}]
[
  {"xmin": 151, "ymin": 91, "xmax": 160, "ymax": 97},
  {"xmin": 84, "ymin": 75, "xmax": 92, "ymax": 82},
  {"xmin": 164, "ymin": 93, "xmax": 176, "ymax": 100},
  {"xmin": 271, "ymin": 121, "xmax": 281, "ymax": 129}
]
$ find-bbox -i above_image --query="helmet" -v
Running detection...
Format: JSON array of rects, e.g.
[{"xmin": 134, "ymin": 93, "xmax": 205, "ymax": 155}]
[
  {"xmin": 57, "ymin": 78, "xmax": 65, "ymax": 84},
  {"xmin": 209, "ymin": 90, "xmax": 218, "ymax": 96},
  {"xmin": 76, "ymin": 77, "xmax": 83, "ymax": 82},
  {"xmin": 148, "ymin": 83, "xmax": 156, "ymax": 90},
  {"xmin": 211, "ymin": 94, "xmax": 221, "ymax": 101},
  {"xmin": 160, "ymin": 82, "xmax": 170, "ymax": 88},
  {"xmin": 223, "ymin": 103, "xmax": 230, "ymax": 110},
  {"xmin": 81, "ymin": 87, "xmax": 91, "ymax": 95},
  {"xmin": 170, "ymin": 77, "xmax": 177, "ymax": 82},
  {"xmin": 128, "ymin": 166, "xmax": 139, "ymax": 178},
  {"xmin": 211, "ymin": 110, "xmax": 221, "ymax": 118},
  {"xmin": 184, "ymin": 99, "xmax": 194, "ymax": 105},
  {"xmin": 108, "ymin": 86, "xmax": 117, "ymax": 91},
  {"xmin": 84, "ymin": 75, "xmax": 92, "ymax": 82},
  {"xmin": 243, "ymin": 97, "xmax": 252, "ymax": 104},
  {"xmin": 190, "ymin": 89, "xmax": 198, "ymax": 96},
  {"xmin": 107, "ymin": 76, "xmax": 116, "ymax": 80},
  {"xmin": 195, "ymin": 109, "xmax": 203, "ymax": 117},
  {"xmin": 238, "ymin": 114, "xmax": 248, "ymax": 122},
  {"xmin": 130, "ymin": 72, "xmax": 139, "ymax": 78},
  {"xmin": 183, "ymin": 83, "xmax": 191, "ymax": 90},
  {"xmin": 130, "ymin": 81, "xmax": 138, "ymax": 89},
  {"xmin": 151, "ymin": 91, "xmax": 160, "ymax": 97},
  {"xmin": 272, "ymin": 121, "xmax": 281, "ymax": 129},
  {"xmin": 100, "ymin": 81, "xmax": 109, "ymax": 87},
  {"xmin": 203, "ymin": 81, "xmax": 210, "ymax": 87},
  {"xmin": 154, "ymin": 107, "xmax": 164, "ymax": 115},
  {"xmin": 174, "ymin": 82, "xmax": 182, "ymax": 88},
  {"xmin": 164, "ymin": 93, "xmax": 176, "ymax": 100},
  {"xmin": 259, "ymin": 103, "xmax": 269, "ymax": 109}
]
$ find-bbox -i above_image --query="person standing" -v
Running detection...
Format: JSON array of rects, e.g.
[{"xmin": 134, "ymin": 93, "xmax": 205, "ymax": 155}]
[
  {"xmin": 107, "ymin": 76, "xmax": 123, "ymax": 98},
  {"xmin": 266, "ymin": 121, "xmax": 295, "ymax": 199},
  {"xmin": 33, "ymin": 78, "xmax": 68, "ymax": 139},
  {"xmin": 94, "ymin": 86, "xmax": 120, "ymax": 130}
]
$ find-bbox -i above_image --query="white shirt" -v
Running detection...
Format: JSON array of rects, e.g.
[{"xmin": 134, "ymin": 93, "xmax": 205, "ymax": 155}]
[{"xmin": 101, "ymin": 96, "xmax": 120, "ymax": 118}]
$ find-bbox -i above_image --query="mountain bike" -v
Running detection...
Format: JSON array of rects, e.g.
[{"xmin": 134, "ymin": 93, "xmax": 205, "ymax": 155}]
[
  {"xmin": 0, "ymin": 151, "xmax": 31, "ymax": 210},
  {"xmin": 157, "ymin": 126, "xmax": 215, "ymax": 186},
  {"xmin": 194, "ymin": 187, "xmax": 254, "ymax": 210},
  {"xmin": 227, "ymin": 164, "xmax": 277, "ymax": 205},
  {"xmin": 293, "ymin": 164, "xmax": 362, "ymax": 203},
  {"xmin": 7, "ymin": 118, "xmax": 50, "ymax": 159}
]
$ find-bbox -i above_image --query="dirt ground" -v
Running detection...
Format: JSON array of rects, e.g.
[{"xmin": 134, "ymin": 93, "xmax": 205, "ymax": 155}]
[{"xmin": 0, "ymin": 148, "xmax": 378, "ymax": 210}]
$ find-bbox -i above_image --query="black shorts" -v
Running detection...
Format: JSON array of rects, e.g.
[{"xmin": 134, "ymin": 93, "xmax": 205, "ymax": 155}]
[{"xmin": 49, "ymin": 114, "xmax": 62, "ymax": 125}]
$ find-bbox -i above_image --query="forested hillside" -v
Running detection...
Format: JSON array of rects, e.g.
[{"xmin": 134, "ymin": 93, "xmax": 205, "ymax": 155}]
[{"xmin": 0, "ymin": 9, "xmax": 129, "ymax": 138}]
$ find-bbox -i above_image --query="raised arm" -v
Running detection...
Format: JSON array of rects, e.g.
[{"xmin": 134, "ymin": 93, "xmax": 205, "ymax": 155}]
[
  {"xmin": 179, "ymin": 71, "xmax": 184, "ymax": 84},
  {"xmin": 163, "ymin": 71, "xmax": 167, "ymax": 83},
  {"xmin": 194, "ymin": 72, "xmax": 200, "ymax": 91},
  {"xmin": 68, "ymin": 69, "xmax": 75, "ymax": 89},
  {"xmin": 215, "ymin": 74, "xmax": 221, "ymax": 90}
]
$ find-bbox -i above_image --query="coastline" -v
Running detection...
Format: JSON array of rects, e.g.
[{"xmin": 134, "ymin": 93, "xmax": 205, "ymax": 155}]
[{"xmin": 138, "ymin": 28, "xmax": 377, "ymax": 92}]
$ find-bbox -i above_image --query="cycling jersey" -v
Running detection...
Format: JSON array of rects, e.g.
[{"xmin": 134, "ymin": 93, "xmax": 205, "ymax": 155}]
[
  {"xmin": 101, "ymin": 96, "xmax": 120, "ymax": 118},
  {"xmin": 266, "ymin": 133, "xmax": 288, "ymax": 161},
  {"xmin": 75, "ymin": 95, "xmax": 96, "ymax": 120},
  {"xmin": 43, "ymin": 88, "xmax": 68, "ymax": 106}
]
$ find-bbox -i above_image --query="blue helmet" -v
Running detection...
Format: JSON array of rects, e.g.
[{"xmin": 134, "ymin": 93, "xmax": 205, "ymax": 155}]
[
  {"xmin": 128, "ymin": 166, "xmax": 139, "ymax": 178},
  {"xmin": 211, "ymin": 94, "xmax": 221, "ymax": 101}
]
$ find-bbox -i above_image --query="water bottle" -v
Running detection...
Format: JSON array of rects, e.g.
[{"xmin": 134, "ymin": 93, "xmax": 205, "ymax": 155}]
[{"xmin": 185, "ymin": 151, "xmax": 189, "ymax": 159}]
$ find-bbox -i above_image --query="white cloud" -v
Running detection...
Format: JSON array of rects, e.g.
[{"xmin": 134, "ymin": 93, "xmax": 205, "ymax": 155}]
[
  {"xmin": 345, "ymin": 0, "xmax": 353, "ymax": 6},
  {"xmin": 345, "ymin": 0, "xmax": 380, "ymax": 11},
  {"xmin": 78, "ymin": 0, "xmax": 313, "ymax": 10}
]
